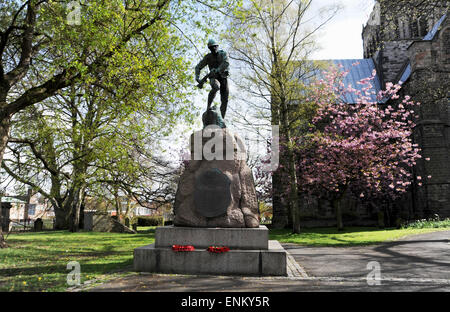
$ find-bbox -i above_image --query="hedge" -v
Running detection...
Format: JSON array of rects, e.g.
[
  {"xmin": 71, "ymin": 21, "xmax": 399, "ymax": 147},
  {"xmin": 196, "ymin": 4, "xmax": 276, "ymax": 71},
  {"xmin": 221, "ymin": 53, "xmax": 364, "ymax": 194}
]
[{"xmin": 131, "ymin": 215, "xmax": 164, "ymax": 227}]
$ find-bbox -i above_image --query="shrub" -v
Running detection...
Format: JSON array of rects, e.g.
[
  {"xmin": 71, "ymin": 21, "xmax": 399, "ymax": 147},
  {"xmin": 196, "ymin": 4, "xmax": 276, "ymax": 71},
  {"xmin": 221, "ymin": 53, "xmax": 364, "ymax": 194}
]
[
  {"xmin": 401, "ymin": 215, "xmax": 450, "ymax": 229},
  {"xmin": 131, "ymin": 215, "xmax": 164, "ymax": 227}
]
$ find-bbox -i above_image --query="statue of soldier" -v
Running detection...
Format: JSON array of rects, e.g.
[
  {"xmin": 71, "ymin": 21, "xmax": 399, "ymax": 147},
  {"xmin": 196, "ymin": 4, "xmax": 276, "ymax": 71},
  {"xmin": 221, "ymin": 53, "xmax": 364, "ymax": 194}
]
[{"xmin": 195, "ymin": 39, "xmax": 230, "ymax": 119}]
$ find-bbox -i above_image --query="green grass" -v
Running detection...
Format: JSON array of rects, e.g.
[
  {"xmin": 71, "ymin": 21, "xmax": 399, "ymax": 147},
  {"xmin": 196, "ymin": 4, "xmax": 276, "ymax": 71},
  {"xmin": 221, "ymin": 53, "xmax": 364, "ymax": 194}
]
[
  {"xmin": 269, "ymin": 226, "xmax": 450, "ymax": 247},
  {"xmin": 0, "ymin": 229, "xmax": 155, "ymax": 292}
]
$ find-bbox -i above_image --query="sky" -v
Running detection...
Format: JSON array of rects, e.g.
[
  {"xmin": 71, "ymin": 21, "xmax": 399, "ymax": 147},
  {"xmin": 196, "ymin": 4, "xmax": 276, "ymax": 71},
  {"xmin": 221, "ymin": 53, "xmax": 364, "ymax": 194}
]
[{"xmin": 310, "ymin": 0, "xmax": 376, "ymax": 60}]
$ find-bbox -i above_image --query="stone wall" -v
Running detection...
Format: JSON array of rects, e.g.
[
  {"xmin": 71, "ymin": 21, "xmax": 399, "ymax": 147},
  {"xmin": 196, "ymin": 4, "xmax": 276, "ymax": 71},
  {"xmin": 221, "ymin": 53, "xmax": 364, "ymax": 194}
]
[
  {"xmin": 84, "ymin": 212, "xmax": 135, "ymax": 233},
  {"xmin": 298, "ymin": 194, "xmax": 380, "ymax": 228},
  {"xmin": 378, "ymin": 40, "xmax": 413, "ymax": 84},
  {"xmin": 405, "ymin": 17, "xmax": 450, "ymax": 219}
]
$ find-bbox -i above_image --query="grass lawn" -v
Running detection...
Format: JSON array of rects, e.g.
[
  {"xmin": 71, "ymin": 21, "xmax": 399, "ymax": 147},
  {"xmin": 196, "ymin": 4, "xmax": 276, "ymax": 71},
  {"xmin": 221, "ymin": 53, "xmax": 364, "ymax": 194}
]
[
  {"xmin": 1, "ymin": 225, "xmax": 449, "ymax": 292},
  {"xmin": 269, "ymin": 226, "xmax": 450, "ymax": 246},
  {"xmin": 0, "ymin": 227, "xmax": 155, "ymax": 292}
]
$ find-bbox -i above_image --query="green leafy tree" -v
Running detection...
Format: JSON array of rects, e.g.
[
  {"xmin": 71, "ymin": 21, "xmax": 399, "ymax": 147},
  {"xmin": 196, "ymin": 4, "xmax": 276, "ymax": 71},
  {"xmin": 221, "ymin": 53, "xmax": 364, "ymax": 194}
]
[
  {"xmin": 0, "ymin": 0, "xmax": 241, "ymax": 241},
  {"xmin": 223, "ymin": 0, "xmax": 340, "ymax": 233},
  {"xmin": 4, "ymin": 79, "xmax": 185, "ymax": 231},
  {"xmin": 0, "ymin": 0, "xmax": 178, "ymax": 240}
]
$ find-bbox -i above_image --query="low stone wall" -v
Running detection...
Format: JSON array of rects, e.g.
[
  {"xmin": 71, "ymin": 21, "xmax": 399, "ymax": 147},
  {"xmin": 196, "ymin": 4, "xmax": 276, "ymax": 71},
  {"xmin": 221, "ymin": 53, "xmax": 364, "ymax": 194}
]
[{"xmin": 84, "ymin": 212, "xmax": 135, "ymax": 233}]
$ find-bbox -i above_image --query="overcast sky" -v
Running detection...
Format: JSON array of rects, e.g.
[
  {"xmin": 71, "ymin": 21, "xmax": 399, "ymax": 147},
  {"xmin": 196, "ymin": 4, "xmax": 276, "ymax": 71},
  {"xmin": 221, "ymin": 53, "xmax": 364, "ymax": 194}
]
[{"xmin": 310, "ymin": 0, "xmax": 376, "ymax": 60}]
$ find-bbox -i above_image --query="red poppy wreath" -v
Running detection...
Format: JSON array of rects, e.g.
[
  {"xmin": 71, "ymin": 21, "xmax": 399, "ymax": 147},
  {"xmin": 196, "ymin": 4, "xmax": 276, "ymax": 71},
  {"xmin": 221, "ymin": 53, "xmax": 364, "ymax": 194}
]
[
  {"xmin": 172, "ymin": 245, "xmax": 195, "ymax": 251},
  {"xmin": 207, "ymin": 246, "xmax": 230, "ymax": 253}
]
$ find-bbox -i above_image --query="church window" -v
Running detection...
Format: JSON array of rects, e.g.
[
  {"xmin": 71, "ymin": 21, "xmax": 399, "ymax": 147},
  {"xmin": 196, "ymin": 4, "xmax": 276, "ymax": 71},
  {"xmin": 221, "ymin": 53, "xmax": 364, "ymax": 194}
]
[
  {"xmin": 418, "ymin": 17, "xmax": 428, "ymax": 37},
  {"xmin": 410, "ymin": 20, "xmax": 419, "ymax": 38}
]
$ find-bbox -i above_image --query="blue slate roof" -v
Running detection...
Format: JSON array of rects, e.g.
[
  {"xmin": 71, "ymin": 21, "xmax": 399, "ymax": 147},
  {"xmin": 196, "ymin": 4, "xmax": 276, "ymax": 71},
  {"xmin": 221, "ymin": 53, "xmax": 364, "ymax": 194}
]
[
  {"xmin": 311, "ymin": 59, "xmax": 383, "ymax": 104},
  {"xmin": 398, "ymin": 63, "xmax": 411, "ymax": 85},
  {"xmin": 423, "ymin": 14, "xmax": 447, "ymax": 41}
]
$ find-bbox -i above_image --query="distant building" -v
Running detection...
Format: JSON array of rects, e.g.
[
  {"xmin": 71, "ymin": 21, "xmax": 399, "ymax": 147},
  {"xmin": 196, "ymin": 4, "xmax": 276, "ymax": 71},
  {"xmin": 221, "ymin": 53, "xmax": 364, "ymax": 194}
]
[
  {"xmin": 7, "ymin": 196, "xmax": 53, "ymax": 221},
  {"xmin": 1, "ymin": 191, "xmax": 53, "ymax": 230}
]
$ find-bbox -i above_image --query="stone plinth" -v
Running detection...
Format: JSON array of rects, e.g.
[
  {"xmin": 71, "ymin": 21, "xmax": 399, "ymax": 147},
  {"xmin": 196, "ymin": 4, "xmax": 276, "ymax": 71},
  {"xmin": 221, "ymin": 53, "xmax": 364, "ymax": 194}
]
[
  {"xmin": 134, "ymin": 122, "xmax": 287, "ymax": 276},
  {"xmin": 134, "ymin": 226, "xmax": 288, "ymax": 276},
  {"xmin": 134, "ymin": 240, "xmax": 286, "ymax": 276},
  {"xmin": 155, "ymin": 225, "xmax": 268, "ymax": 250}
]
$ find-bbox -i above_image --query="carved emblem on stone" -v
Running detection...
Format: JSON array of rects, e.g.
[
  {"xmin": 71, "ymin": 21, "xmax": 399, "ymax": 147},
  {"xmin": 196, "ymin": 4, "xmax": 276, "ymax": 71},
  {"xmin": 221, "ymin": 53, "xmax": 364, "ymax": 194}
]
[{"xmin": 194, "ymin": 168, "xmax": 231, "ymax": 218}]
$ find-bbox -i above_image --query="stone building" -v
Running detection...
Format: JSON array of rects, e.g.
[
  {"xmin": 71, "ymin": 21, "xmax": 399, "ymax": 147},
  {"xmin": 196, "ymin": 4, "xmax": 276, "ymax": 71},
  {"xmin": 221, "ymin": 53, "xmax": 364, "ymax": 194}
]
[
  {"xmin": 362, "ymin": 2, "xmax": 450, "ymax": 223},
  {"xmin": 280, "ymin": 2, "xmax": 449, "ymax": 228}
]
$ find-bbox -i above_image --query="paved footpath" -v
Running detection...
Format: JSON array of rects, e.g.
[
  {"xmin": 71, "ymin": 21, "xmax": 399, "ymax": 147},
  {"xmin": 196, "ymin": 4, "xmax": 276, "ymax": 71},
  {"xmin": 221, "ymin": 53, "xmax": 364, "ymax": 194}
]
[{"xmin": 88, "ymin": 230, "xmax": 450, "ymax": 292}]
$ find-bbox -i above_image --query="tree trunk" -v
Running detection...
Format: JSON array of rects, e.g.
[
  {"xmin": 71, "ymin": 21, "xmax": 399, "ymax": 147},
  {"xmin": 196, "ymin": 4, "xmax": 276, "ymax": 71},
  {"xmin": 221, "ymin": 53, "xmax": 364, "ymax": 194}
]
[
  {"xmin": 333, "ymin": 198, "xmax": 344, "ymax": 231},
  {"xmin": 271, "ymin": 166, "xmax": 289, "ymax": 228},
  {"xmin": 0, "ymin": 112, "xmax": 12, "ymax": 248},
  {"xmin": 332, "ymin": 187, "xmax": 348, "ymax": 231},
  {"xmin": 331, "ymin": 185, "xmax": 348, "ymax": 231},
  {"xmin": 54, "ymin": 206, "xmax": 70, "ymax": 230},
  {"xmin": 378, "ymin": 211, "xmax": 385, "ymax": 229},
  {"xmin": 78, "ymin": 192, "xmax": 86, "ymax": 230},
  {"xmin": 279, "ymin": 98, "xmax": 301, "ymax": 234},
  {"xmin": 0, "ymin": 204, "xmax": 7, "ymax": 248},
  {"xmin": 115, "ymin": 190, "xmax": 120, "ymax": 218},
  {"xmin": 67, "ymin": 187, "xmax": 85, "ymax": 232},
  {"xmin": 270, "ymin": 91, "xmax": 289, "ymax": 229},
  {"xmin": 23, "ymin": 188, "xmax": 32, "ymax": 230},
  {"xmin": 288, "ymin": 150, "xmax": 301, "ymax": 234}
]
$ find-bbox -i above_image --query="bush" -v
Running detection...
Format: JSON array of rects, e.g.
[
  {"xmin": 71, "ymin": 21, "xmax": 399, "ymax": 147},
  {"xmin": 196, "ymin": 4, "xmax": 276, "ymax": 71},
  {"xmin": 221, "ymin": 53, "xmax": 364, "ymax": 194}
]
[
  {"xmin": 131, "ymin": 215, "xmax": 164, "ymax": 227},
  {"xmin": 401, "ymin": 215, "xmax": 450, "ymax": 229}
]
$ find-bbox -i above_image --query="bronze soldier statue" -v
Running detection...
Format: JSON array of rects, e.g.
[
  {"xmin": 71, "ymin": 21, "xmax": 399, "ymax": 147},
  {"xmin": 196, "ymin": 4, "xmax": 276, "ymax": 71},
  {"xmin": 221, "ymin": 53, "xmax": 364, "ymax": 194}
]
[{"xmin": 195, "ymin": 39, "xmax": 230, "ymax": 119}]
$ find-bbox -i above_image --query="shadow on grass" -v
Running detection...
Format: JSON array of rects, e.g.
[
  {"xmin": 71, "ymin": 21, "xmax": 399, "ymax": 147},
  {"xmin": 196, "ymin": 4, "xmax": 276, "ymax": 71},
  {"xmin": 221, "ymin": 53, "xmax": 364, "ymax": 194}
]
[
  {"xmin": 0, "ymin": 258, "xmax": 136, "ymax": 292},
  {"xmin": 0, "ymin": 257, "xmax": 135, "ymax": 277}
]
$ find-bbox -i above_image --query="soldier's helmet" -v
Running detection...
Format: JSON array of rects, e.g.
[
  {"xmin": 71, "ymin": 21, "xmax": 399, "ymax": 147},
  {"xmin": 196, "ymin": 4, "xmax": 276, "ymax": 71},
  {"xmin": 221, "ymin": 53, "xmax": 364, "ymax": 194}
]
[{"xmin": 207, "ymin": 39, "xmax": 218, "ymax": 47}]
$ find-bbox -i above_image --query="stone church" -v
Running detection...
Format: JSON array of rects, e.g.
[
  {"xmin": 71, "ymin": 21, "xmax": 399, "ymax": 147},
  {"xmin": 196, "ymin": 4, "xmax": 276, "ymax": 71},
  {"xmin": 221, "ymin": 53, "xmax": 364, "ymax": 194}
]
[
  {"xmin": 364, "ymin": 1, "xmax": 449, "ymax": 224},
  {"xmin": 274, "ymin": 1, "xmax": 449, "ymax": 228}
]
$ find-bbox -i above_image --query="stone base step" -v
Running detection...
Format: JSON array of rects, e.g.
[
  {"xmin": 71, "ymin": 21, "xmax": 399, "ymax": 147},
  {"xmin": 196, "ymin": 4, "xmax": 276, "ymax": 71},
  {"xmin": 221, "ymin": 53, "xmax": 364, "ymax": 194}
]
[
  {"xmin": 134, "ymin": 240, "xmax": 287, "ymax": 276},
  {"xmin": 155, "ymin": 225, "xmax": 269, "ymax": 250}
]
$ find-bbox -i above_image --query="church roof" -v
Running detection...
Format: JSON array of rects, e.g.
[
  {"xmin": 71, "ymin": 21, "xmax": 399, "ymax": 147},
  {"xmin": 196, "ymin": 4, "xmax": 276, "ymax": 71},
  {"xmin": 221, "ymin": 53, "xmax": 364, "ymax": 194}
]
[
  {"xmin": 312, "ymin": 59, "xmax": 383, "ymax": 104},
  {"xmin": 398, "ymin": 63, "xmax": 411, "ymax": 85},
  {"xmin": 423, "ymin": 14, "xmax": 447, "ymax": 41}
]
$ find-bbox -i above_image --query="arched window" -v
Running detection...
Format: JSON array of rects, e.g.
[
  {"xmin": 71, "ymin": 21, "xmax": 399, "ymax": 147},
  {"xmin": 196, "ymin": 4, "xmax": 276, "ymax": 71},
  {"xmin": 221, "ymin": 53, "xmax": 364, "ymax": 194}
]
[
  {"xmin": 404, "ymin": 17, "xmax": 411, "ymax": 38},
  {"xmin": 418, "ymin": 17, "xmax": 428, "ymax": 37},
  {"xmin": 398, "ymin": 17, "xmax": 404, "ymax": 39},
  {"xmin": 410, "ymin": 19, "xmax": 419, "ymax": 38}
]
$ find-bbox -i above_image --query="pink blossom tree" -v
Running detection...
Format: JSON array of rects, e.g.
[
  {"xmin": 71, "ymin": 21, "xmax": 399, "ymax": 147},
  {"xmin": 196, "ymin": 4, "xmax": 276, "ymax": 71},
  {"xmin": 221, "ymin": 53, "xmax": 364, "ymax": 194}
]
[{"xmin": 295, "ymin": 65, "xmax": 424, "ymax": 230}]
